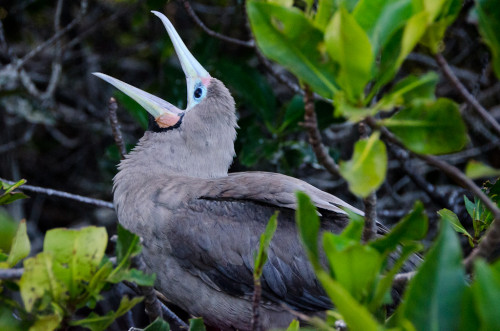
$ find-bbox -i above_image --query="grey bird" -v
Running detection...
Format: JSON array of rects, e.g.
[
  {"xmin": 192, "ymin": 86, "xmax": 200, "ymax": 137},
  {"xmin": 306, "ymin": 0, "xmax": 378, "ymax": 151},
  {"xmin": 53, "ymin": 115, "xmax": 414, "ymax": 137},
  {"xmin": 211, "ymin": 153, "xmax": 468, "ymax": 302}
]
[{"xmin": 94, "ymin": 11, "xmax": 404, "ymax": 330}]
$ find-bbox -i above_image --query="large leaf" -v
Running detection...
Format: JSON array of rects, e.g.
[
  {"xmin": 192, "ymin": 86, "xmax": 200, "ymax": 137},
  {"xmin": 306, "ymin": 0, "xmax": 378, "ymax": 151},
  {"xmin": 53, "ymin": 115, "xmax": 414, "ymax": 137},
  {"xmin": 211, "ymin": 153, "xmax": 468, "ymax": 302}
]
[
  {"xmin": 397, "ymin": 219, "xmax": 466, "ymax": 331},
  {"xmin": 295, "ymin": 191, "xmax": 320, "ymax": 268},
  {"xmin": 0, "ymin": 219, "xmax": 30, "ymax": 268},
  {"xmin": 325, "ymin": 7, "xmax": 373, "ymax": 101},
  {"xmin": 472, "ymin": 260, "xmax": 500, "ymax": 330},
  {"xmin": 323, "ymin": 233, "xmax": 383, "ymax": 300},
  {"xmin": 20, "ymin": 252, "xmax": 66, "ymax": 312},
  {"xmin": 476, "ymin": 0, "xmax": 500, "ymax": 79},
  {"xmin": 382, "ymin": 98, "xmax": 467, "ymax": 155},
  {"xmin": 247, "ymin": 1, "xmax": 338, "ymax": 98},
  {"xmin": 44, "ymin": 227, "xmax": 107, "ymax": 298},
  {"xmin": 371, "ymin": 200, "xmax": 428, "ymax": 254},
  {"xmin": 339, "ymin": 132, "xmax": 387, "ymax": 197},
  {"xmin": 353, "ymin": 0, "xmax": 413, "ymax": 56}
]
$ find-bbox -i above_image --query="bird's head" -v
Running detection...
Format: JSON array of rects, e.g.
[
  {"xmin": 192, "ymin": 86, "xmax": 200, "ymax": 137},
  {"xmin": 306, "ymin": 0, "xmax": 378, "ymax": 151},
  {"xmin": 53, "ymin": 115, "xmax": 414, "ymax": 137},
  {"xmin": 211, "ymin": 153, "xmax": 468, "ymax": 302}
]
[{"xmin": 93, "ymin": 11, "xmax": 234, "ymax": 132}]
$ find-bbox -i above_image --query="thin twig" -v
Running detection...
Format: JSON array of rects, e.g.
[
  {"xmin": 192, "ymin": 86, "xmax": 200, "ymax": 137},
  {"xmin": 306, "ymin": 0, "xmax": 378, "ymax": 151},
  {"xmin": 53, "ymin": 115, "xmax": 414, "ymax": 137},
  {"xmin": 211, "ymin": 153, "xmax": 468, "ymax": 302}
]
[
  {"xmin": 108, "ymin": 97, "xmax": 127, "ymax": 160},
  {"xmin": 0, "ymin": 268, "xmax": 23, "ymax": 280},
  {"xmin": 0, "ymin": 177, "xmax": 114, "ymax": 209},
  {"xmin": 0, "ymin": 125, "xmax": 36, "ymax": 154},
  {"xmin": 435, "ymin": 52, "xmax": 500, "ymax": 136},
  {"xmin": 132, "ymin": 254, "xmax": 162, "ymax": 322},
  {"xmin": 392, "ymin": 271, "xmax": 416, "ymax": 291},
  {"xmin": 15, "ymin": 0, "xmax": 88, "ymax": 69},
  {"xmin": 251, "ymin": 278, "xmax": 262, "ymax": 331},
  {"xmin": 302, "ymin": 85, "xmax": 340, "ymax": 176},
  {"xmin": 180, "ymin": 0, "xmax": 255, "ymax": 48},
  {"xmin": 366, "ymin": 118, "xmax": 500, "ymax": 272},
  {"xmin": 123, "ymin": 280, "xmax": 188, "ymax": 329}
]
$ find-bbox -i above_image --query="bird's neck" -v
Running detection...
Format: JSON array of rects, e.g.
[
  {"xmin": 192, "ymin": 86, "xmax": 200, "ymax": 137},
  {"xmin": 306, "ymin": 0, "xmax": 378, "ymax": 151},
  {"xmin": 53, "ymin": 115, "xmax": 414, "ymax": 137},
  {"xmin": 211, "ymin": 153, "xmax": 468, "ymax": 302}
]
[{"xmin": 115, "ymin": 118, "xmax": 236, "ymax": 184}]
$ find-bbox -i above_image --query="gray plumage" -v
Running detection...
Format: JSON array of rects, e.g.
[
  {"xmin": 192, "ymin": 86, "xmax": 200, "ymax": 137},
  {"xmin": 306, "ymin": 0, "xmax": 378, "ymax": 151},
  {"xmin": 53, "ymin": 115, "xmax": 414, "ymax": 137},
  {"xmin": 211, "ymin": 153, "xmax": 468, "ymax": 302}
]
[{"xmin": 96, "ymin": 12, "xmax": 417, "ymax": 330}]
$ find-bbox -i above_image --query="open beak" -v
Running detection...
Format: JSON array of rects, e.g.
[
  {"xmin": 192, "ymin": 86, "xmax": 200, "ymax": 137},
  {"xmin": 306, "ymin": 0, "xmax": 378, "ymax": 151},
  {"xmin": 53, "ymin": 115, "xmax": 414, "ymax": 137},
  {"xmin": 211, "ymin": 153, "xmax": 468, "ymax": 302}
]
[{"xmin": 93, "ymin": 11, "xmax": 211, "ymax": 128}]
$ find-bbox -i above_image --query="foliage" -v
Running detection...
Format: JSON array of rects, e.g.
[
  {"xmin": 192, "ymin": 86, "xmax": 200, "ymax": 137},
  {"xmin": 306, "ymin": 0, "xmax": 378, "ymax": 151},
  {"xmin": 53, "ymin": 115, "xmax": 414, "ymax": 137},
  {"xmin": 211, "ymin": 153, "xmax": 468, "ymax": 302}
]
[
  {"xmin": 294, "ymin": 191, "xmax": 500, "ymax": 330},
  {"xmin": 0, "ymin": 221, "xmax": 154, "ymax": 331}
]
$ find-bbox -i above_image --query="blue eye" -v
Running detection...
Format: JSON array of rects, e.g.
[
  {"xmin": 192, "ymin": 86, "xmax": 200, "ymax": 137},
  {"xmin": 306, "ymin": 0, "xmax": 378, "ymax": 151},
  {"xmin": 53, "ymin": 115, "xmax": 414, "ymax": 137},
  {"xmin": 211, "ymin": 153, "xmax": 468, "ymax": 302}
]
[{"xmin": 193, "ymin": 84, "xmax": 206, "ymax": 103}]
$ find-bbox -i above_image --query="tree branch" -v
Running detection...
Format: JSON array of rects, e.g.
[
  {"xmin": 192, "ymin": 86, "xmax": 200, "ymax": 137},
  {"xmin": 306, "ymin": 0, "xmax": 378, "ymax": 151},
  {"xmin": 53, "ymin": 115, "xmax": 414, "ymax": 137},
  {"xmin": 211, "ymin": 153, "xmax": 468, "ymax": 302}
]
[
  {"xmin": 108, "ymin": 97, "xmax": 127, "ymax": 160},
  {"xmin": 180, "ymin": 0, "xmax": 255, "ymax": 48},
  {"xmin": 302, "ymin": 86, "xmax": 340, "ymax": 177},
  {"xmin": 0, "ymin": 177, "xmax": 114, "ymax": 209},
  {"xmin": 435, "ymin": 52, "xmax": 500, "ymax": 136},
  {"xmin": 0, "ymin": 268, "xmax": 23, "ymax": 280}
]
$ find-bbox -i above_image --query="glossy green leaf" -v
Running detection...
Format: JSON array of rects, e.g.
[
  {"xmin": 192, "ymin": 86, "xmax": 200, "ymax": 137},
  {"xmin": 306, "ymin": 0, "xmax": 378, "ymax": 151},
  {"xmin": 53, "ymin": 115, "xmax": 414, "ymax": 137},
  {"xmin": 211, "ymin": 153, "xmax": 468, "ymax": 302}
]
[
  {"xmin": 325, "ymin": 7, "xmax": 373, "ymax": 100},
  {"xmin": 70, "ymin": 296, "xmax": 143, "ymax": 331},
  {"xmin": 339, "ymin": 132, "xmax": 387, "ymax": 197},
  {"xmin": 465, "ymin": 160, "xmax": 500, "ymax": 179},
  {"xmin": 476, "ymin": 0, "xmax": 500, "ymax": 79},
  {"xmin": 44, "ymin": 227, "xmax": 107, "ymax": 298},
  {"xmin": 395, "ymin": 11, "xmax": 429, "ymax": 69},
  {"xmin": 375, "ymin": 72, "xmax": 438, "ymax": 111},
  {"xmin": 247, "ymin": 1, "xmax": 338, "ymax": 98},
  {"xmin": 286, "ymin": 319, "xmax": 300, "ymax": 331},
  {"xmin": 316, "ymin": 269, "xmax": 380, "ymax": 330},
  {"xmin": 189, "ymin": 317, "xmax": 206, "ymax": 331},
  {"xmin": 459, "ymin": 286, "xmax": 480, "ymax": 331},
  {"xmin": 353, "ymin": 0, "xmax": 413, "ymax": 56},
  {"xmin": 254, "ymin": 212, "xmax": 278, "ymax": 279},
  {"xmin": 371, "ymin": 201, "xmax": 428, "ymax": 254},
  {"xmin": 20, "ymin": 252, "xmax": 66, "ymax": 312},
  {"xmin": 143, "ymin": 317, "xmax": 170, "ymax": 331},
  {"xmin": 397, "ymin": 219, "xmax": 466, "ymax": 331},
  {"xmin": 438, "ymin": 209, "xmax": 474, "ymax": 244},
  {"xmin": 323, "ymin": 233, "xmax": 383, "ymax": 300},
  {"xmin": 0, "ymin": 179, "xmax": 28, "ymax": 206},
  {"xmin": 472, "ymin": 260, "xmax": 500, "ymax": 330},
  {"xmin": 382, "ymin": 98, "xmax": 467, "ymax": 155},
  {"xmin": 295, "ymin": 191, "xmax": 321, "ymax": 267},
  {"xmin": 1, "ymin": 219, "xmax": 30, "ymax": 268}
]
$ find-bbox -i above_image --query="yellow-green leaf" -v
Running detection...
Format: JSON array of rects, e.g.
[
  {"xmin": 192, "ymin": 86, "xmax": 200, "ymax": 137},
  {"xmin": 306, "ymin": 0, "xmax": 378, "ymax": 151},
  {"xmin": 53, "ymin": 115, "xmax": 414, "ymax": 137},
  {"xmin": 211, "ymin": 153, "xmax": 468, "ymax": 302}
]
[
  {"xmin": 339, "ymin": 132, "xmax": 387, "ymax": 197},
  {"xmin": 2, "ymin": 219, "xmax": 30, "ymax": 268},
  {"xmin": 465, "ymin": 160, "xmax": 500, "ymax": 180}
]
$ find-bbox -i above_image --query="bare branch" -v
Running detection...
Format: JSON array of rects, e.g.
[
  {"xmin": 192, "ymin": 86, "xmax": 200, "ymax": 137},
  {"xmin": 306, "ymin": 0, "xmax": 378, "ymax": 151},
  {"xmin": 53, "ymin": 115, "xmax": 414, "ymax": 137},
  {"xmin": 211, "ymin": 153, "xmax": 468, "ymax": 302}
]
[
  {"xmin": 366, "ymin": 118, "xmax": 500, "ymax": 271},
  {"xmin": 392, "ymin": 271, "xmax": 416, "ymax": 291},
  {"xmin": 180, "ymin": 0, "xmax": 255, "ymax": 48},
  {"xmin": 132, "ymin": 254, "xmax": 162, "ymax": 322},
  {"xmin": 108, "ymin": 97, "xmax": 127, "ymax": 160},
  {"xmin": 0, "ymin": 125, "xmax": 36, "ymax": 154},
  {"xmin": 15, "ymin": 0, "xmax": 88, "ymax": 69},
  {"xmin": 0, "ymin": 268, "xmax": 23, "ymax": 280},
  {"xmin": 302, "ymin": 86, "xmax": 340, "ymax": 177},
  {"xmin": 0, "ymin": 177, "xmax": 114, "ymax": 209},
  {"xmin": 435, "ymin": 52, "xmax": 500, "ymax": 137},
  {"xmin": 251, "ymin": 278, "xmax": 262, "ymax": 331}
]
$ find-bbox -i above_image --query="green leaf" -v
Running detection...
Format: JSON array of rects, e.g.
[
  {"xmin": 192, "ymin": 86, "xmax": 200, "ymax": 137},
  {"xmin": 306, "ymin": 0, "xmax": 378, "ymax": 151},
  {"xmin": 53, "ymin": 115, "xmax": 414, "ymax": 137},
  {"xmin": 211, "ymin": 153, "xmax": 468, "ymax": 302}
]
[
  {"xmin": 476, "ymin": 0, "xmax": 500, "ymax": 79},
  {"xmin": 30, "ymin": 312, "xmax": 63, "ymax": 331},
  {"xmin": 314, "ymin": 0, "xmax": 336, "ymax": 31},
  {"xmin": 254, "ymin": 212, "xmax": 278, "ymax": 279},
  {"xmin": 1, "ymin": 219, "xmax": 30, "ymax": 268},
  {"xmin": 323, "ymin": 233, "xmax": 383, "ymax": 300},
  {"xmin": 395, "ymin": 11, "xmax": 429, "ymax": 69},
  {"xmin": 286, "ymin": 319, "xmax": 300, "ymax": 331},
  {"xmin": 382, "ymin": 98, "xmax": 467, "ymax": 155},
  {"xmin": 247, "ymin": 1, "xmax": 338, "ymax": 98},
  {"xmin": 0, "ymin": 210, "xmax": 17, "ymax": 253},
  {"xmin": 70, "ymin": 296, "xmax": 143, "ymax": 331},
  {"xmin": 375, "ymin": 72, "xmax": 438, "ymax": 111},
  {"xmin": 143, "ymin": 317, "xmax": 170, "ymax": 331},
  {"xmin": 437, "ymin": 209, "xmax": 474, "ymax": 244},
  {"xmin": 20, "ymin": 252, "xmax": 66, "ymax": 312},
  {"xmin": 420, "ymin": 0, "xmax": 462, "ymax": 53},
  {"xmin": 295, "ymin": 191, "xmax": 321, "ymax": 268},
  {"xmin": 472, "ymin": 259, "xmax": 500, "ymax": 330},
  {"xmin": 325, "ymin": 7, "xmax": 373, "ymax": 100},
  {"xmin": 0, "ymin": 179, "xmax": 28, "ymax": 206},
  {"xmin": 315, "ymin": 269, "xmax": 380, "ymax": 330},
  {"xmin": 353, "ymin": 0, "xmax": 413, "ymax": 56},
  {"xmin": 465, "ymin": 160, "xmax": 500, "ymax": 179},
  {"xmin": 44, "ymin": 227, "xmax": 107, "ymax": 298},
  {"xmin": 189, "ymin": 317, "xmax": 206, "ymax": 331},
  {"xmin": 339, "ymin": 132, "xmax": 387, "ymax": 197},
  {"xmin": 397, "ymin": 218, "xmax": 466, "ymax": 331},
  {"xmin": 371, "ymin": 201, "xmax": 428, "ymax": 254}
]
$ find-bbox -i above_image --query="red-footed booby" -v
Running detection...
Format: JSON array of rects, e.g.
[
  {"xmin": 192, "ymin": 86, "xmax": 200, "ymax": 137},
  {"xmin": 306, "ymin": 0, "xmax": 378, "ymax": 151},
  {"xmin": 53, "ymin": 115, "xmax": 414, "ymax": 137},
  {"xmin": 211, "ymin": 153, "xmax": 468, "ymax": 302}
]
[{"xmin": 94, "ymin": 11, "xmax": 404, "ymax": 330}]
